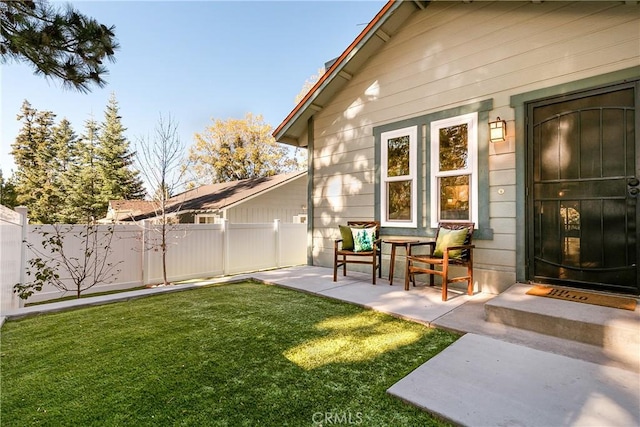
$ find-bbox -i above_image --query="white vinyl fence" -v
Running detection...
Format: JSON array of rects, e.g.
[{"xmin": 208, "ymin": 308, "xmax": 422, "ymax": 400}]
[
  {"xmin": 0, "ymin": 206, "xmax": 307, "ymax": 311},
  {"xmin": 0, "ymin": 206, "xmax": 26, "ymax": 312}
]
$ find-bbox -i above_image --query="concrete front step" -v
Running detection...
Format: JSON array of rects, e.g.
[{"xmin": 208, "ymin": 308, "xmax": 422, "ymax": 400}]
[
  {"xmin": 484, "ymin": 283, "xmax": 640, "ymax": 366},
  {"xmin": 387, "ymin": 333, "xmax": 640, "ymax": 427}
]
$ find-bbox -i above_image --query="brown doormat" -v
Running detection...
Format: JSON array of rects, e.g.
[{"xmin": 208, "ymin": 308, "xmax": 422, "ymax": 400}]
[{"xmin": 526, "ymin": 285, "xmax": 637, "ymax": 311}]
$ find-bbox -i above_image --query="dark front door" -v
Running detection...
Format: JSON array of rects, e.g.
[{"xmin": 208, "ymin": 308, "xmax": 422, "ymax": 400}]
[{"xmin": 527, "ymin": 82, "xmax": 639, "ymax": 295}]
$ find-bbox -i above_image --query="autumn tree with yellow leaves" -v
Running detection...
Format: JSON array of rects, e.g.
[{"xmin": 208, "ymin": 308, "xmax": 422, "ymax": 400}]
[
  {"xmin": 188, "ymin": 113, "xmax": 303, "ymax": 185},
  {"xmin": 294, "ymin": 67, "xmax": 325, "ymax": 105}
]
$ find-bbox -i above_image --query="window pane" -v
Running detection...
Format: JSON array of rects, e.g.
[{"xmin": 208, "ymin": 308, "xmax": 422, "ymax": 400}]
[
  {"xmin": 387, "ymin": 180, "xmax": 412, "ymax": 221},
  {"xmin": 440, "ymin": 175, "xmax": 470, "ymax": 220},
  {"xmin": 439, "ymin": 124, "xmax": 468, "ymax": 171},
  {"xmin": 387, "ymin": 135, "xmax": 410, "ymax": 177}
]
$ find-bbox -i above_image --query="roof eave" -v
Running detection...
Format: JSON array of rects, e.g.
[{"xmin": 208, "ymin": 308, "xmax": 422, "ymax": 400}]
[{"xmin": 273, "ymin": 0, "xmax": 427, "ymax": 145}]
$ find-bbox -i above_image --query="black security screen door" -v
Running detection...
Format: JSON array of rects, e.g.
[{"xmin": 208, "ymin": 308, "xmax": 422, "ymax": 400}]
[{"xmin": 528, "ymin": 83, "xmax": 639, "ymax": 295}]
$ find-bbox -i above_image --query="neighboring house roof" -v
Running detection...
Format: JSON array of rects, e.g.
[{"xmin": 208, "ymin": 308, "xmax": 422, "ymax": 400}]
[
  {"xmin": 101, "ymin": 200, "xmax": 156, "ymax": 223},
  {"xmin": 273, "ymin": 0, "xmax": 427, "ymax": 146},
  {"xmin": 110, "ymin": 200, "xmax": 156, "ymax": 213},
  {"xmin": 117, "ymin": 171, "xmax": 307, "ymax": 221}
]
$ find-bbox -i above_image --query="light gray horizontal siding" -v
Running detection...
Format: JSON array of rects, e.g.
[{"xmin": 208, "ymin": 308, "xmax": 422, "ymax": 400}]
[
  {"xmin": 310, "ymin": 1, "xmax": 639, "ymax": 290},
  {"xmin": 490, "ymin": 202, "xmax": 517, "ymax": 219},
  {"xmin": 489, "ymin": 153, "xmax": 516, "ymax": 171},
  {"xmin": 490, "ymin": 170, "xmax": 516, "ymax": 188}
]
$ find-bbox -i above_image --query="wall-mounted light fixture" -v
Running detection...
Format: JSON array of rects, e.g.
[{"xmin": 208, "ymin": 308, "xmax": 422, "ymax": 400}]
[{"xmin": 489, "ymin": 117, "xmax": 507, "ymax": 143}]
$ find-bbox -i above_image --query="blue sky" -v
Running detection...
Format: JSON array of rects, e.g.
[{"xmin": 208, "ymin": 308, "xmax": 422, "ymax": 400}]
[{"xmin": 1, "ymin": 1, "xmax": 386, "ymax": 175}]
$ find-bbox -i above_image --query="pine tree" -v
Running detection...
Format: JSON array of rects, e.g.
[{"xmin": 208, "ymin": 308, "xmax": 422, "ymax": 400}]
[
  {"xmin": 64, "ymin": 117, "xmax": 103, "ymax": 223},
  {"xmin": 52, "ymin": 119, "xmax": 79, "ymax": 224},
  {"xmin": 50, "ymin": 117, "xmax": 77, "ymax": 222},
  {"xmin": 51, "ymin": 118, "xmax": 76, "ymax": 176},
  {"xmin": 1, "ymin": 0, "xmax": 119, "ymax": 92},
  {"xmin": 96, "ymin": 93, "xmax": 145, "ymax": 204},
  {"xmin": 11, "ymin": 100, "xmax": 59, "ymax": 223},
  {"xmin": 0, "ymin": 169, "xmax": 18, "ymax": 208}
]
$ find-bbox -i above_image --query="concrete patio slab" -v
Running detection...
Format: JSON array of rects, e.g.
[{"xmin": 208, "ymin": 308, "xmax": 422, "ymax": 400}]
[
  {"xmin": 254, "ymin": 265, "xmax": 351, "ymax": 294},
  {"xmin": 388, "ymin": 333, "xmax": 640, "ymax": 427},
  {"xmin": 256, "ymin": 267, "xmax": 473, "ymax": 324},
  {"xmin": 322, "ymin": 281, "xmax": 471, "ymax": 324}
]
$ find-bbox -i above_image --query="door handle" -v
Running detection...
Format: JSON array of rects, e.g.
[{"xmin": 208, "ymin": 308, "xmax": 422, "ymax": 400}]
[{"xmin": 628, "ymin": 177, "xmax": 640, "ymax": 187}]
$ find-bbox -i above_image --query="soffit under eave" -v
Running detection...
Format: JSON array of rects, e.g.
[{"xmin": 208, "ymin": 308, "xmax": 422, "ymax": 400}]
[{"xmin": 274, "ymin": 0, "xmax": 425, "ymax": 146}]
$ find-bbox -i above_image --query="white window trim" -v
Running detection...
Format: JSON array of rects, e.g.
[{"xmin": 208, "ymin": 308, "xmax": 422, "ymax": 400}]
[
  {"xmin": 194, "ymin": 213, "xmax": 221, "ymax": 224},
  {"xmin": 430, "ymin": 112, "xmax": 478, "ymax": 229},
  {"xmin": 381, "ymin": 126, "xmax": 417, "ymax": 228}
]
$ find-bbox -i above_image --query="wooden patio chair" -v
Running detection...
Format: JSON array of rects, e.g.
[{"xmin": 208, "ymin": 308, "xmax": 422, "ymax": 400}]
[
  {"xmin": 333, "ymin": 220, "xmax": 382, "ymax": 284},
  {"xmin": 404, "ymin": 222, "xmax": 475, "ymax": 301}
]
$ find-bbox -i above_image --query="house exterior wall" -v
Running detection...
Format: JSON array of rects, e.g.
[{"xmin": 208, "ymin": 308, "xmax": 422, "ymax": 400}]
[
  {"xmin": 226, "ymin": 175, "xmax": 308, "ymax": 223},
  {"xmin": 309, "ymin": 1, "xmax": 639, "ymax": 294}
]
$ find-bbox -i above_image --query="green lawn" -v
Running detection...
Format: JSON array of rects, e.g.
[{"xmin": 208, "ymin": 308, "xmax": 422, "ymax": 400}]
[{"xmin": 1, "ymin": 281, "xmax": 458, "ymax": 426}]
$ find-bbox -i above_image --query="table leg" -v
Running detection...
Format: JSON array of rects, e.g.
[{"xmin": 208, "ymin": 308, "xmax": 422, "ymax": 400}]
[
  {"xmin": 405, "ymin": 243, "xmax": 411, "ymax": 290},
  {"xmin": 388, "ymin": 243, "xmax": 396, "ymax": 285}
]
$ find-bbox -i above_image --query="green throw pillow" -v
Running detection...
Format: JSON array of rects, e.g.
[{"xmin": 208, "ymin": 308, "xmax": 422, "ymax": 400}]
[
  {"xmin": 339, "ymin": 225, "xmax": 355, "ymax": 250},
  {"xmin": 352, "ymin": 227, "xmax": 376, "ymax": 252},
  {"xmin": 433, "ymin": 227, "xmax": 469, "ymax": 259}
]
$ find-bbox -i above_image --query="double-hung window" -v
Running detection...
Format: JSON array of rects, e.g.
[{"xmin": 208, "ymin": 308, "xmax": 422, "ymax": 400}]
[
  {"xmin": 430, "ymin": 113, "xmax": 478, "ymax": 228},
  {"xmin": 381, "ymin": 126, "xmax": 417, "ymax": 228}
]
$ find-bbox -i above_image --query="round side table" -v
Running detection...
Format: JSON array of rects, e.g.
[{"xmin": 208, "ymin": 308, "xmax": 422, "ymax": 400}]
[{"xmin": 383, "ymin": 238, "xmax": 424, "ymax": 286}]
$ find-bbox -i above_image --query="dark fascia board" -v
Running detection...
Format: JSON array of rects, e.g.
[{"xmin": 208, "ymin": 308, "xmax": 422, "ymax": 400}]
[{"xmin": 273, "ymin": 0, "xmax": 428, "ymax": 146}]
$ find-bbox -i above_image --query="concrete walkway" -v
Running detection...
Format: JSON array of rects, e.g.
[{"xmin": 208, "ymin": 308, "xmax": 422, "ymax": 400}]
[
  {"xmin": 387, "ymin": 333, "xmax": 639, "ymax": 427},
  {"xmin": 2, "ymin": 265, "xmax": 639, "ymax": 426}
]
